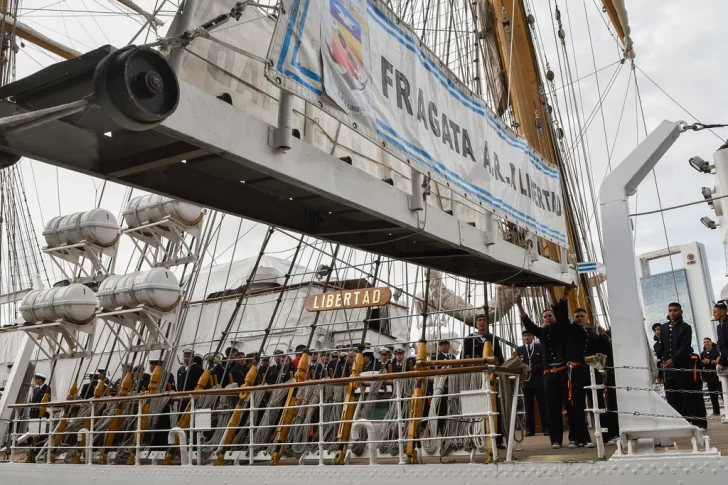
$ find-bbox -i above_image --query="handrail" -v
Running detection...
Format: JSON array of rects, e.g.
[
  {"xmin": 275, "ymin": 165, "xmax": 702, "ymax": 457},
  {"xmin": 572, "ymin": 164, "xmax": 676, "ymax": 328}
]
[{"xmin": 10, "ymin": 361, "xmax": 521, "ymax": 409}]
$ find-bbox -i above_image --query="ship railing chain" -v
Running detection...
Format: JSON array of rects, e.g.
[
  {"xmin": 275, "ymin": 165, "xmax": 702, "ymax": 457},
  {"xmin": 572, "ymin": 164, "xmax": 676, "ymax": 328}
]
[
  {"xmin": 606, "ymin": 385, "xmax": 725, "ymax": 395},
  {"xmin": 608, "ymin": 365, "xmax": 723, "ymax": 374}
]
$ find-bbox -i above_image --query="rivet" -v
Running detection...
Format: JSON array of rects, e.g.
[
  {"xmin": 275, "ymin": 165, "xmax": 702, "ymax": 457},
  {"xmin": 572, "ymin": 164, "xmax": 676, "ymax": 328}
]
[
  {"xmin": 607, "ymin": 471, "xmax": 612, "ymax": 475},
  {"xmin": 618, "ymin": 471, "xmax": 624, "ymax": 475},
  {"xmin": 713, "ymin": 469, "xmax": 718, "ymax": 474},
  {"xmin": 637, "ymin": 464, "xmax": 643, "ymax": 469},
  {"xmin": 698, "ymin": 468, "xmax": 704, "ymax": 473}
]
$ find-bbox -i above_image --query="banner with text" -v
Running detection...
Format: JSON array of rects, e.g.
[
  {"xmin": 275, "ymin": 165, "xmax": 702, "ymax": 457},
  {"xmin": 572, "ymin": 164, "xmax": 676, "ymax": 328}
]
[{"xmin": 267, "ymin": 0, "xmax": 568, "ymax": 246}]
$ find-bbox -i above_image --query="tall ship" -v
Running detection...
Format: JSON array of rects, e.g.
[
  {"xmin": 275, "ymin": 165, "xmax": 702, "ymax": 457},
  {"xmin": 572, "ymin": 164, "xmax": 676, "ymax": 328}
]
[{"xmin": 0, "ymin": 0, "xmax": 726, "ymax": 483}]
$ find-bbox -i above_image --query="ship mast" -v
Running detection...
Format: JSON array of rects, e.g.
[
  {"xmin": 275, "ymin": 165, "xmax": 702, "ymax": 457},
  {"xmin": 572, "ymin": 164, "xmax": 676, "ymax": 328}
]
[{"xmin": 486, "ymin": 0, "xmax": 629, "ymax": 318}]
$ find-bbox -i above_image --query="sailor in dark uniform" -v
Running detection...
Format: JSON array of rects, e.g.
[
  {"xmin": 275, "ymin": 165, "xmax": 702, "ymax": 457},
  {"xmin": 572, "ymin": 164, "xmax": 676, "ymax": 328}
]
[
  {"xmin": 436, "ymin": 340, "xmax": 456, "ymax": 361},
  {"xmin": 715, "ymin": 302, "xmax": 728, "ymax": 376},
  {"xmin": 516, "ymin": 330, "xmax": 548, "ymax": 436},
  {"xmin": 149, "ymin": 358, "xmax": 177, "ymax": 447},
  {"xmin": 308, "ymin": 350, "xmax": 326, "ymax": 380},
  {"xmin": 462, "ymin": 312, "xmax": 505, "ymax": 448},
  {"xmin": 562, "ymin": 308, "xmax": 603, "ymax": 448},
  {"xmin": 517, "ymin": 287, "xmax": 570, "ymax": 449},
  {"xmin": 660, "ymin": 303, "xmax": 707, "ymax": 429},
  {"xmin": 380, "ymin": 348, "xmax": 393, "ymax": 373},
  {"xmin": 700, "ymin": 337, "xmax": 721, "ymax": 415},
  {"xmin": 391, "ymin": 347, "xmax": 407, "ymax": 372},
  {"xmin": 178, "ymin": 349, "xmax": 204, "ymax": 392},
  {"xmin": 462, "ymin": 313, "xmax": 504, "ymax": 363},
  {"xmin": 210, "ymin": 347, "xmax": 238, "ymax": 387},
  {"xmin": 652, "ymin": 322, "xmax": 664, "ymax": 383},
  {"xmin": 362, "ymin": 349, "xmax": 381, "ymax": 372},
  {"xmin": 29, "ymin": 373, "xmax": 50, "ymax": 419}
]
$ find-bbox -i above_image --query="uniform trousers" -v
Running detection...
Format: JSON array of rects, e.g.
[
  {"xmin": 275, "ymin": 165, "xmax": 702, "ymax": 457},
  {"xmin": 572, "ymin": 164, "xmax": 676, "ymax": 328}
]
[
  {"xmin": 522, "ymin": 387, "xmax": 548, "ymax": 435},
  {"xmin": 544, "ymin": 370, "xmax": 568, "ymax": 445},
  {"xmin": 566, "ymin": 365, "xmax": 591, "ymax": 444},
  {"xmin": 664, "ymin": 368, "xmax": 707, "ymax": 429},
  {"xmin": 704, "ymin": 370, "xmax": 722, "ymax": 415}
]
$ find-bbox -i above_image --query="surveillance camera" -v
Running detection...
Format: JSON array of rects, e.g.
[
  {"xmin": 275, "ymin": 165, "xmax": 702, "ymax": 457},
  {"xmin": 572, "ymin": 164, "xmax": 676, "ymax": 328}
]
[
  {"xmin": 701, "ymin": 216, "xmax": 717, "ymax": 229},
  {"xmin": 702, "ymin": 187, "xmax": 714, "ymax": 200},
  {"xmin": 689, "ymin": 156, "xmax": 713, "ymax": 173}
]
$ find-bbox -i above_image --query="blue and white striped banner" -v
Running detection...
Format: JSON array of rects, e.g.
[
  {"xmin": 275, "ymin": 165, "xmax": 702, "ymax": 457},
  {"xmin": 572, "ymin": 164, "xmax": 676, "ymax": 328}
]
[{"xmin": 577, "ymin": 262, "xmax": 605, "ymax": 274}]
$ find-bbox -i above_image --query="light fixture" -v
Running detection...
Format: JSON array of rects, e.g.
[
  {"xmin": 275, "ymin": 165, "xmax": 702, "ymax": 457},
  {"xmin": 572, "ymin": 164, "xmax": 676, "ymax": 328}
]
[
  {"xmin": 701, "ymin": 216, "xmax": 717, "ymax": 229},
  {"xmin": 702, "ymin": 187, "xmax": 715, "ymax": 206},
  {"xmin": 689, "ymin": 156, "xmax": 712, "ymax": 173}
]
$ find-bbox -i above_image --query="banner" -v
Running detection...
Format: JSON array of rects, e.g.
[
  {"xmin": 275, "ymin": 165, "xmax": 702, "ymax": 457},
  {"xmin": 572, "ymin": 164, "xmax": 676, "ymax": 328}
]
[{"xmin": 270, "ymin": 0, "xmax": 568, "ymax": 246}]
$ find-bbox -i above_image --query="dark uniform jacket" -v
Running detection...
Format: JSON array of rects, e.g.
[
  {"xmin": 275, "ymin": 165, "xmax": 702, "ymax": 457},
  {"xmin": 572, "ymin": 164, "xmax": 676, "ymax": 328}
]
[
  {"xmin": 517, "ymin": 342, "xmax": 544, "ymax": 388},
  {"xmin": 660, "ymin": 319, "xmax": 694, "ymax": 369},
  {"xmin": 701, "ymin": 346, "xmax": 719, "ymax": 370},
  {"xmin": 461, "ymin": 334, "xmax": 504, "ymax": 363},
  {"xmin": 177, "ymin": 362, "xmax": 204, "ymax": 392},
  {"xmin": 390, "ymin": 359, "xmax": 407, "ymax": 373},
  {"xmin": 308, "ymin": 362, "xmax": 326, "ymax": 380},
  {"xmin": 717, "ymin": 317, "xmax": 728, "ymax": 367},
  {"xmin": 563, "ymin": 325, "xmax": 606, "ymax": 364},
  {"xmin": 327, "ymin": 358, "xmax": 349, "ymax": 378},
  {"xmin": 521, "ymin": 299, "xmax": 568, "ymax": 367},
  {"xmin": 363, "ymin": 359, "xmax": 381, "ymax": 372},
  {"xmin": 29, "ymin": 383, "xmax": 50, "ymax": 419}
]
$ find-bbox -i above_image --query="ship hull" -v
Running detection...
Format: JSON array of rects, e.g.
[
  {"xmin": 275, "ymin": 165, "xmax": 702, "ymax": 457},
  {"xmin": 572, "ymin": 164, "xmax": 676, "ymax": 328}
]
[{"xmin": 1, "ymin": 458, "xmax": 726, "ymax": 485}]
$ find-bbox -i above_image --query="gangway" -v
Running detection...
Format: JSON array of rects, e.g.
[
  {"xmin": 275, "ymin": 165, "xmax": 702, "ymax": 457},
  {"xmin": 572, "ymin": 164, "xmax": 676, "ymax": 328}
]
[{"xmin": 0, "ymin": 45, "xmax": 575, "ymax": 286}]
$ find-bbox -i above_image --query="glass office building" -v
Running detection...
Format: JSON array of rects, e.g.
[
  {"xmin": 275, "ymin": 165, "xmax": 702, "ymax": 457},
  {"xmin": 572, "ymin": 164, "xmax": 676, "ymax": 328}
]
[{"xmin": 640, "ymin": 268, "xmax": 701, "ymax": 351}]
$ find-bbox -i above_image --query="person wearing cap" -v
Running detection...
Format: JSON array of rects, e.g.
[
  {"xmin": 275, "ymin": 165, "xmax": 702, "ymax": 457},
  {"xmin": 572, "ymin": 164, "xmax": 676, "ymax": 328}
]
[
  {"xmin": 308, "ymin": 350, "xmax": 326, "ymax": 380},
  {"xmin": 292, "ymin": 344, "xmax": 307, "ymax": 369},
  {"xmin": 380, "ymin": 348, "xmax": 393, "ymax": 373},
  {"xmin": 362, "ymin": 349, "xmax": 381, "ymax": 372},
  {"xmin": 517, "ymin": 329, "xmax": 548, "ymax": 437},
  {"xmin": 133, "ymin": 364, "xmax": 151, "ymax": 392},
  {"xmin": 178, "ymin": 349, "xmax": 204, "ymax": 392},
  {"xmin": 391, "ymin": 347, "xmax": 407, "ymax": 373},
  {"xmin": 211, "ymin": 347, "xmax": 238, "ymax": 387},
  {"xmin": 436, "ymin": 340, "xmax": 455, "ymax": 361},
  {"xmin": 29, "ymin": 373, "xmax": 50, "ymax": 419},
  {"xmin": 271, "ymin": 349, "xmax": 295, "ymax": 383},
  {"xmin": 700, "ymin": 337, "xmax": 721, "ymax": 415},
  {"xmin": 81, "ymin": 368, "xmax": 112, "ymax": 399},
  {"xmin": 327, "ymin": 350, "xmax": 347, "ymax": 378}
]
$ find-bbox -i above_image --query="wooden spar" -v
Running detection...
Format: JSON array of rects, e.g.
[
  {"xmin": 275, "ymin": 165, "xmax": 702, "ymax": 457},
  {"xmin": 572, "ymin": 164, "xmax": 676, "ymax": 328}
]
[
  {"xmin": 331, "ymin": 351, "xmax": 363, "ymax": 465},
  {"xmin": 50, "ymin": 381, "xmax": 77, "ymax": 463},
  {"xmin": 126, "ymin": 365, "xmax": 163, "ymax": 465},
  {"xmin": 488, "ymin": 0, "xmax": 591, "ymax": 316},
  {"xmin": 100, "ymin": 372, "xmax": 133, "ymax": 464},
  {"xmin": 0, "ymin": 14, "xmax": 80, "ymax": 59},
  {"xmin": 270, "ymin": 353, "xmax": 310, "ymax": 465},
  {"xmin": 164, "ymin": 369, "xmax": 211, "ymax": 465},
  {"xmin": 73, "ymin": 375, "xmax": 107, "ymax": 464},
  {"xmin": 213, "ymin": 366, "xmax": 257, "ymax": 466},
  {"xmin": 601, "ymin": 0, "xmax": 626, "ymax": 44}
]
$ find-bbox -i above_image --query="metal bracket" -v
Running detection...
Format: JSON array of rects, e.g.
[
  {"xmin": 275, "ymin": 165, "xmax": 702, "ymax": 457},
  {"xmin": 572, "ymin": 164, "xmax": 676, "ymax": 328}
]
[
  {"xmin": 43, "ymin": 240, "xmax": 119, "ymax": 285},
  {"xmin": 96, "ymin": 306, "xmax": 176, "ymax": 352},
  {"xmin": 123, "ymin": 215, "xmax": 201, "ymax": 268},
  {"xmin": 3, "ymin": 319, "xmax": 97, "ymax": 360}
]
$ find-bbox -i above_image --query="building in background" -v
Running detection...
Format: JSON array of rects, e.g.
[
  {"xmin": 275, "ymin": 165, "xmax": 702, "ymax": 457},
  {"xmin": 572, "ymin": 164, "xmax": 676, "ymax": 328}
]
[{"xmin": 638, "ymin": 242, "xmax": 715, "ymax": 350}]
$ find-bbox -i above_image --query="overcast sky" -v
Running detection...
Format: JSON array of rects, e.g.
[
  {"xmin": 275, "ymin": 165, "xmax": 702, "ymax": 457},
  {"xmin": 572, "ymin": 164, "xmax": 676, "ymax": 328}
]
[{"xmin": 8, "ymin": 0, "xmax": 728, "ymax": 320}]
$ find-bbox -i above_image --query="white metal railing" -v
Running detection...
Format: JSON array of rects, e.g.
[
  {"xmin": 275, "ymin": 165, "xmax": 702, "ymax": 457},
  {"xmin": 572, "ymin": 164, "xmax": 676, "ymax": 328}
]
[{"xmin": 7, "ymin": 366, "xmax": 529, "ymax": 466}]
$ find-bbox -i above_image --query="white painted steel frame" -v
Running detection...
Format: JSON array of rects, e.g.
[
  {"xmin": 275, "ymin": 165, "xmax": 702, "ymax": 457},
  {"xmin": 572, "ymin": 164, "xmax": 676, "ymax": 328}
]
[{"xmin": 158, "ymin": 82, "xmax": 577, "ymax": 286}]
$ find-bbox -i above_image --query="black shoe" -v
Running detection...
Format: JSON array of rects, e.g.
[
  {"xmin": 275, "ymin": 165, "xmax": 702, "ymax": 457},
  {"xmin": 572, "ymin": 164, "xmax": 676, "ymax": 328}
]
[
  {"xmin": 526, "ymin": 432, "xmax": 535, "ymax": 437},
  {"xmin": 497, "ymin": 443, "xmax": 506, "ymax": 450}
]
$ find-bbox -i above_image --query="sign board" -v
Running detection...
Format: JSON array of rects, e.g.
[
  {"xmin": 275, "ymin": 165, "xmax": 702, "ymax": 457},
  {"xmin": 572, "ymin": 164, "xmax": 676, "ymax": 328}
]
[
  {"xmin": 305, "ymin": 287, "xmax": 392, "ymax": 312},
  {"xmin": 267, "ymin": 0, "xmax": 568, "ymax": 246}
]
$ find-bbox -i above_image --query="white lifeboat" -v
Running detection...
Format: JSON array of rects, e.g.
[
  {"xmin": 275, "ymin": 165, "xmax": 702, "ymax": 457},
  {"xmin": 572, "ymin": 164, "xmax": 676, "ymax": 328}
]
[
  {"xmin": 123, "ymin": 194, "xmax": 203, "ymax": 228},
  {"xmin": 42, "ymin": 209, "xmax": 120, "ymax": 248},
  {"xmin": 19, "ymin": 284, "xmax": 98, "ymax": 324},
  {"xmin": 97, "ymin": 268, "xmax": 181, "ymax": 312}
]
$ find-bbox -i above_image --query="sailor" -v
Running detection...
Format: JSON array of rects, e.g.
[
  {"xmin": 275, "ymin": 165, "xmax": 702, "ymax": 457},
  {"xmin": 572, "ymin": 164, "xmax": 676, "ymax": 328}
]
[
  {"xmin": 715, "ymin": 301, "xmax": 728, "ymax": 374},
  {"xmin": 701, "ymin": 337, "xmax": 721, "ymax": 415},
  {"xmin": 660, "ymin": 302, "xmax": 707, "ymax": 429},
  {"xmin": 362, "ymin": 349, "xmax": 381, "ymax": 372},
  {"xmin": 598, "ymin": 327, "xmax": 620, "ymax": 444},
  {"xmin": 225, "ymin": 352, "xmax": 248, "ymax": 386},
  {"xmin": 81, "ymin": 368, "xmax": 112, "ymax": 399},
  {"xmin": 562, "ymin": 308, "xmax": 602, "ymax": 448},
  {"xmin": 517, "ymin": 287, "xmax": 570, "ymax": 449},
  {"xmin": 461, "ymin": 313, "xmax": 504, "ymax": 363},
  {"xmin": 177, "ymin": 349, "xmax": 204, "ymax": 392},
  {"xmin": 273, "ymin": 349, "xmax": 295, "ymax": 383},
  {"xmin": 516, "ymin": 330, "xmax": 548, "ymax": 436},
  {"xmin": 436, "ymin": 340, "xmax": 455, "ymax": 361},
  {"xmin": 391, "ymin": 347, "xmax": 407, "ymax": 372},
  {"xmin": 211, "ymin": 347, "xmax": 238, "ymax": 387},
  {"xmin": 380, "ymin": 348, "xmax": 393, "ymax": 372},
  {"xmin": 292, "ymin": 344, "xmax": 307, "ymax": 369},
  {"xmin": 133, "ymin": 364, "xmax": 151, "ymax": 392},
  {"xmin": 652, "ymin": 322, "xmax": 664, "ymax": 383},
  {"xmin": 29, "ymin": 373, "xmax": 49, "ymax": 419},
  {"xmin": 308, "ymin": 350, "xmax": 325, "ymax": 380},
  {"xmin": 462, "ymin": 310, "xmax": 505, "ymax": 449},
  {"xmin": 149, "ymin": 358, "xmax": 176, "ymax": 447},
  {"xmin": 115, "ymin": 363, "xmax": 133, "ymax": 390}
]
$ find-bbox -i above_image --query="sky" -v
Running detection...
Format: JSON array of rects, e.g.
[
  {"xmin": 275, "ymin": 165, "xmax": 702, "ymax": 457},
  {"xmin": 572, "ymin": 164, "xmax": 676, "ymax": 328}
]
[{"xmin": 5, "ymin": 0, "xmax": 728, "ymax": 322}]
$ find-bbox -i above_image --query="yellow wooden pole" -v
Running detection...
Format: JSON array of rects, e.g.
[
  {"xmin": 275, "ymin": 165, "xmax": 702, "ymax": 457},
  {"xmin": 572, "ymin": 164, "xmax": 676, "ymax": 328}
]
[
  {"xmin": 100, "ymin": 372, "xmax": 133, "ymax": 464},
  {"xmin": 126, "ymin": 365, "xmax": 162, "ymax": 465},
  {"xmin": 331, "ymin": 352, "xmax": 363, "ymax": 464},
  {"xmin": 270, "ymin": 353, "xmax": 310, "ymax": 465},
  {"xmin": 213, "ymin": 366, "xmax": 258, "ymax": 466},
  {"xmin": 164, "ymin": 369, "xmax": 211, "ymax": 465},
  {"xmin": 50, "ymin": 381, "xmax": 77, "ymax": 463},
  {"xmin": 404, "ymin": 341, "xmax": 429, "ymax": 464},
  {"xmin": 74, "ymin": 376, "xmax": 107, "ymax": 464}
]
